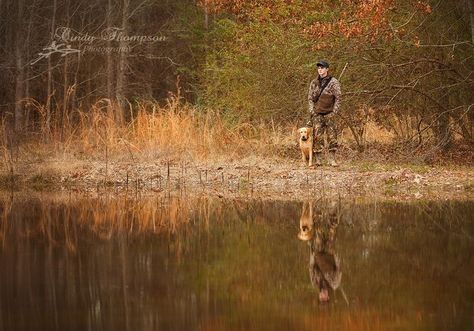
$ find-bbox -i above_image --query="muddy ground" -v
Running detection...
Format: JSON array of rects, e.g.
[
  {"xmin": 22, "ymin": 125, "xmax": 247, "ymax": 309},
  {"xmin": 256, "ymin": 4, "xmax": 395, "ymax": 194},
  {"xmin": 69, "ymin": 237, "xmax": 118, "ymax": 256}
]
[{"xmin": 4, "ymin": 154, "xmax": 473, "ymax": 201}]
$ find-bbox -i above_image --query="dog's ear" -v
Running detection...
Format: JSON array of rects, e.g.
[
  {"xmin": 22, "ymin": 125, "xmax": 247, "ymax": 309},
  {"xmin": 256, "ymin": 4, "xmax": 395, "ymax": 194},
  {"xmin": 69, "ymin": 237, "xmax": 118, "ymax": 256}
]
[
  {"xmin": 302, "ymin": 201, "xmax": 308, "ymax": 215},
  {"xmin": 307, "ymin": 127, "xmax": 313, "ymax": 135}
]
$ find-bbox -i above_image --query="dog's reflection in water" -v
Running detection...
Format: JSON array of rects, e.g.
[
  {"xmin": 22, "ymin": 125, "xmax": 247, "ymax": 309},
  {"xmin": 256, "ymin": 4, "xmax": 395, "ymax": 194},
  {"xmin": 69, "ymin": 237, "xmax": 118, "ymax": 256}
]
[{"xmin": 298, "ymin": 201, "xmax": 341, "ymax": 303}]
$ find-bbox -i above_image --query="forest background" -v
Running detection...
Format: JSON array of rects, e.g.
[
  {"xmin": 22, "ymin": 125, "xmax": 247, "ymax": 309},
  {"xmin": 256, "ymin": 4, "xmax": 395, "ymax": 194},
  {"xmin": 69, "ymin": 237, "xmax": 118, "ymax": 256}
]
[{"xmin": 0, "ymin": 0, "xmax": 473, "ymax": 167}]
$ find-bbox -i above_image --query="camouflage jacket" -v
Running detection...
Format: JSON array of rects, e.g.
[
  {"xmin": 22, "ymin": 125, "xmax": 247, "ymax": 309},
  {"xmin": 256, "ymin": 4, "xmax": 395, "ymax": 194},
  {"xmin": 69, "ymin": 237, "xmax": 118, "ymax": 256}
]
[{"xmin": 307, "ymin": 76, "xmax": 341, "ymax": 115}]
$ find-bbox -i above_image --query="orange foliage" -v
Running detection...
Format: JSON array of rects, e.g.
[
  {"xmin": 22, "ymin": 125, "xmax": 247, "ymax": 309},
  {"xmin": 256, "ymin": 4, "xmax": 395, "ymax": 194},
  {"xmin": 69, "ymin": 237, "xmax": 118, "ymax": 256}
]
[
  {"xmin": 197, "ymin": 0, "xmax": 431, "ymax": 43},
  {"xmin": 415, "ymin": 1, "xmax": 432, "ymax": 14}
]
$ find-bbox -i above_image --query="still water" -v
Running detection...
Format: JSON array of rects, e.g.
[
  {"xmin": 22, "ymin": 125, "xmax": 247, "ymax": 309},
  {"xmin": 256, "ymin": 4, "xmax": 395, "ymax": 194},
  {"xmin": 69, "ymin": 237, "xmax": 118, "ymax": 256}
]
[{"xmin": 0, "ymin": 194, "xmax": 473, "ymax": 331}]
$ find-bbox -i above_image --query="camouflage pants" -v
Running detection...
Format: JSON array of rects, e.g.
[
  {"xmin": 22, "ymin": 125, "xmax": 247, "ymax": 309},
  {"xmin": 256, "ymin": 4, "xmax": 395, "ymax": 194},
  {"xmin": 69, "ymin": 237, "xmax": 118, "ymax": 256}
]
[{"xmin": 312, "ymin": 114, "xmax": 338, "ymax": 153}]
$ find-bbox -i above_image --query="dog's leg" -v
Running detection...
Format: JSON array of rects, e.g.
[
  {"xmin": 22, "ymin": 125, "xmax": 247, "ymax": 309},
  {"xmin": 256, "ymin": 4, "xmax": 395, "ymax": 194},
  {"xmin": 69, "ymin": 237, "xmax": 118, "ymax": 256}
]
[
  {"xmin": 308, "ymin": 143, "xmax": 313, "ymax": 167},
  {"xmin": 301, "ymin": 150, "xmax": 307, "ymax": 163}
]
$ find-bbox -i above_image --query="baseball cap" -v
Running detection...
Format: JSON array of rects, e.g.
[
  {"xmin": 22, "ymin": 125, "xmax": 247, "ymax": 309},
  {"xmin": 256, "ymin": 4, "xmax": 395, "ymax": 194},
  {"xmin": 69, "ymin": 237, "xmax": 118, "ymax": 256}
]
[{"xmin": 316, "ymin": 60, "xmax": 329, "ymax": 68}]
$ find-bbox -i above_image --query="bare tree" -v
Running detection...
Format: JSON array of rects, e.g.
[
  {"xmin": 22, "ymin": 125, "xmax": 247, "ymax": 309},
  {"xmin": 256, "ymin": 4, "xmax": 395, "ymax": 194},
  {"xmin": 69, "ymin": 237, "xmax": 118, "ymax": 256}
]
[
  {"xmin": 14, "ymin": 0, "xmax": 25, "ymax": 132},
  {"xmin": 469, "ymin": 0, "xmax": 474, "ymax": 44},
  {"xmin": 61, "ymin": 0, "xmax": 71, "ymax": 140},
  {"xmin": 23, "ymin": 0, "xmax": 34, "ymax": 128},
  {"xmin": 107, "ymin": 0, "xmax": 115, "ymax": 108},
  {"xmin": 45, "ymin": 0, "xmax": 58, "ymax": 137},
  {"xmin": 0, "ymin": 0, "xmax": 200, "ymax": 137},
  {"xmin": 115, "ymin": 0, "xmax": 130, "ymax": 123}
]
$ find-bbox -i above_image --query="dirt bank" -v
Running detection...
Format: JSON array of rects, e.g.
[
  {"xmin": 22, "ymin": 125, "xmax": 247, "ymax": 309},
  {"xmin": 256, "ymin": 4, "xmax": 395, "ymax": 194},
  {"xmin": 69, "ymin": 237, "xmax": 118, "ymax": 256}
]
[{"xmin": 3, "ymin": 155, "xmax": 473, "ymax": 201}]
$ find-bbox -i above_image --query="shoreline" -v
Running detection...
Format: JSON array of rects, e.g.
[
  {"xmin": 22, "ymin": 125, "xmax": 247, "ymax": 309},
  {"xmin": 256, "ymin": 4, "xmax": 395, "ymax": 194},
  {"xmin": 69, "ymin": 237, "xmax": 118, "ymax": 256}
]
[{"xmin": 2, "ymin": 156, "xmax": 473, "ymax": 202}]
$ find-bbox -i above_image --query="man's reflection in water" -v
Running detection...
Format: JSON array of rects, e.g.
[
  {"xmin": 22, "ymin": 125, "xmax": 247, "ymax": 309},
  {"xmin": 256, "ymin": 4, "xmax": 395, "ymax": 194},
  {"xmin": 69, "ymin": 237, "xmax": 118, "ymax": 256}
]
[{"xmin": 298, "ymin": 201, "xmax": 342, "ymax": 303}]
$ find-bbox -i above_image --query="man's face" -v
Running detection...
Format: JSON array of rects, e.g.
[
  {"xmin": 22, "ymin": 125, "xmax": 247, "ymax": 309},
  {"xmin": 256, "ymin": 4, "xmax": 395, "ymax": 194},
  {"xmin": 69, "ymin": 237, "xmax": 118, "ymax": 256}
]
[
  {"xmin": 319, "ymin": 288, "xmax": 329, "ymax": 302},
  {"xmin": 317, "ymin": 66, "xmax": 329, "ymax": 78}
]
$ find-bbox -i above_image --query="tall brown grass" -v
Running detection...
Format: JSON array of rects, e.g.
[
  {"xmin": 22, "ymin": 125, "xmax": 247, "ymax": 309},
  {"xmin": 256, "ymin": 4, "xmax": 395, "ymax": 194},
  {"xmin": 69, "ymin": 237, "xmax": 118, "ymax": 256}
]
[
  {"xmin": 9, "ymin": 95, "xmax": 466, "ymax": 169},
  {"xmin": 19, "ymin": 95, "xmax": 296, "ymax": 162}
]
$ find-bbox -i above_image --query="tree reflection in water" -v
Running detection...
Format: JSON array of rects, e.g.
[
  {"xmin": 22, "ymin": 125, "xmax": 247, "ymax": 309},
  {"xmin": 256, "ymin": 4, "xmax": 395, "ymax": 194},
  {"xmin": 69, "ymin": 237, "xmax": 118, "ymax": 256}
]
[{"xmin": 0, "ymin": 193, "xmax": 472, "ymax": 331}]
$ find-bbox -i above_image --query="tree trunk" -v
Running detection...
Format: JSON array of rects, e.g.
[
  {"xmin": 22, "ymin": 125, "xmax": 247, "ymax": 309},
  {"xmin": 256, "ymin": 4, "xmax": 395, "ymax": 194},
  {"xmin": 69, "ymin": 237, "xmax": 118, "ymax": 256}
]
[
  {"xmin": 24, "ymin": 2, "xmax": 33, "ymax": 129},
  {"xmin": 14, "ymin": 0, "xmax": 25, "ymax": 132},
  {"xmin": 436, "ymin": 112, "xmax": 453, "ymax": 150},
  {"xmin": 107, "ymin": 0, "xmax": 115, "ymax": 110},
  {"xmin": 469, "ymin": 0, "xmax": 474, "ymax": 44},
  {"xmin": 62, "ymin": 0, "xmax": 71, "ymax": 140},
  {"xmin": 115, "ymin": 0, "xmax": 129, "ymax": 124},
  {"xmin": 45, "ymin": 0, "xmax": 58, "ymax": 137},
  {"xmin": 71, "ymin": 53, "xmax": 80, "ymax": 112}
]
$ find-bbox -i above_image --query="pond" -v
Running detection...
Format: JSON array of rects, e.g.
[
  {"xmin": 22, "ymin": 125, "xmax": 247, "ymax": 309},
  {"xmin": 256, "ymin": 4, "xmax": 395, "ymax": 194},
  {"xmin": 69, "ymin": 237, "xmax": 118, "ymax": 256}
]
[{"xmin": 0, "ymin": 193, "xmax": 473, "ymax": 330}]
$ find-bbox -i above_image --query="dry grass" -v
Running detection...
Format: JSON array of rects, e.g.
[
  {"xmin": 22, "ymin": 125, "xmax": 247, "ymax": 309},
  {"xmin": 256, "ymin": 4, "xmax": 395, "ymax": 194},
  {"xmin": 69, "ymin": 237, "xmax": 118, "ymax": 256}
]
[
  {"xmin": 2, "ymin": 96, "xmax": 472, "ymax": 175},
  {"xmin": 18, "ymin": 96, "xmax": 296, "ymax": 162}
]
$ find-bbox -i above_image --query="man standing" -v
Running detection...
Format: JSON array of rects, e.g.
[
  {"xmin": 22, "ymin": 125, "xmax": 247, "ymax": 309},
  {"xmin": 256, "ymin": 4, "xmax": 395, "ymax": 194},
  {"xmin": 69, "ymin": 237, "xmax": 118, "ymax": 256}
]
[{"xmin": 307, "ymin": 60, "xmax": 342, "ymax": 166}]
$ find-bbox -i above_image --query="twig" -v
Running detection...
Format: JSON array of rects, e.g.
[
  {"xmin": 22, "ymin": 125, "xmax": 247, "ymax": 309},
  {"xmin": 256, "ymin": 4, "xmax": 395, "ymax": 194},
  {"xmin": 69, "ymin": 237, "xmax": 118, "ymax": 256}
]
[{"xmin": 338, "ymin": 62, "xmax": 348, "ymax": 81}]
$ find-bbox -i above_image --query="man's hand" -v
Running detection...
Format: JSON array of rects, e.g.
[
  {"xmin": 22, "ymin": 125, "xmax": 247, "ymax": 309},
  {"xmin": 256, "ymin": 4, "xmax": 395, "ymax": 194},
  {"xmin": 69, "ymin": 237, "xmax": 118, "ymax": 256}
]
[{"xmin": 306, "ymin": 111, "xmax": 315, "ymax": 126}]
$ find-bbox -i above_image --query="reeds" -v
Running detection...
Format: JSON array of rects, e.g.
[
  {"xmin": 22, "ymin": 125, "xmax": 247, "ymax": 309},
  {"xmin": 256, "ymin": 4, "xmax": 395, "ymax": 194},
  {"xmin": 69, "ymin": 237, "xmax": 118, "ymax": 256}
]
[
  {"xmin": 17, "ymin": 95, "xmax": 295, "ymax": 162},
  {"xmin": 6, "ymin": 94, "xmax": 423, "ymax": 167}
]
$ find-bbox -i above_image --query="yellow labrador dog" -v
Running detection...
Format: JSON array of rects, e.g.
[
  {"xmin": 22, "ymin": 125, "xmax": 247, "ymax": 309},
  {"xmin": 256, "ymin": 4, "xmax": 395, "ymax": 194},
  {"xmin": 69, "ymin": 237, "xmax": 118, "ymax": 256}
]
[{"xmin": 298, "ymin": 126, "xmax": 314, "ymax": 167}]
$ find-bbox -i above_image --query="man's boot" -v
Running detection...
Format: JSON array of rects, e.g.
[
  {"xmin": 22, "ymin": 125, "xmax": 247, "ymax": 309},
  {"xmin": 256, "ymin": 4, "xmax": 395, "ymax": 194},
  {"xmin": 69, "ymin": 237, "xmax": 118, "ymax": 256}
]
[
  {"xmin": 328, "ymin": 150, "xmax": 338, "ymax": 167},
  {"xmin": 314, "ymin": 152, "xmax": 323, "ymax": 166}
]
